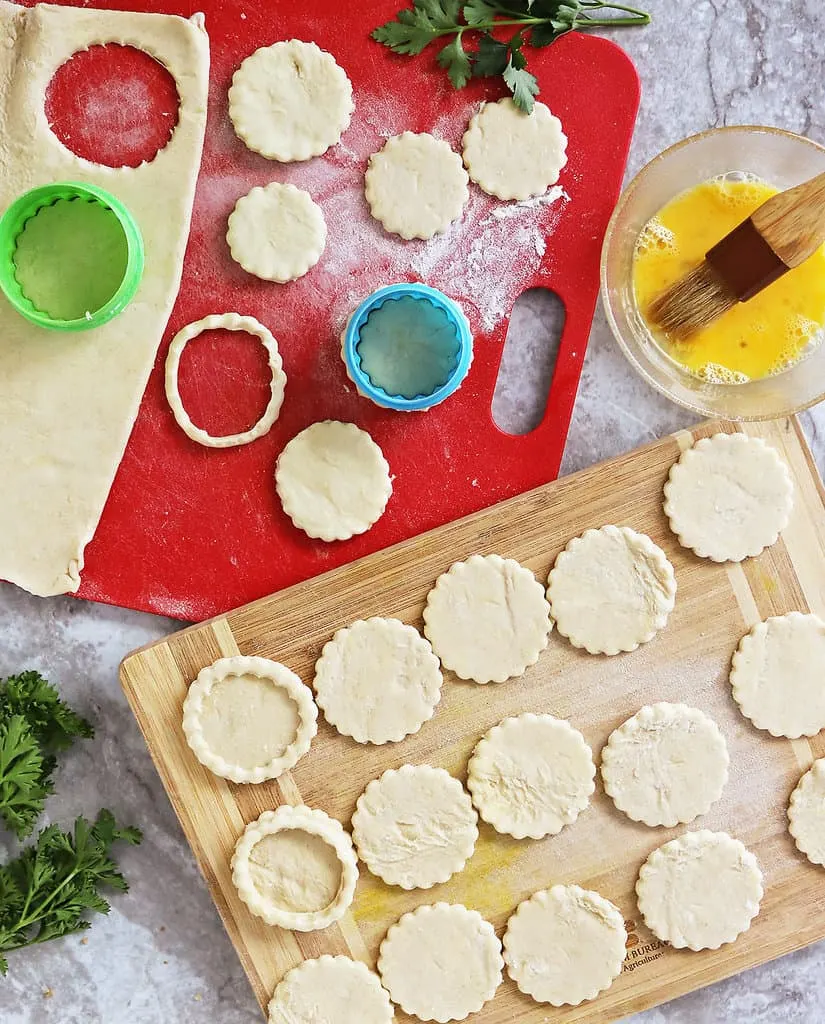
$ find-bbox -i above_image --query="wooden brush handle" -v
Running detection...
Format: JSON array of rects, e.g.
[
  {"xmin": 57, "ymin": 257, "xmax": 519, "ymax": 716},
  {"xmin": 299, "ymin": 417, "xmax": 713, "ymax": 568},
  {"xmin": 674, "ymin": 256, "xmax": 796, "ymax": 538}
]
[{"xmin": 751, "ymin": 170, "xmax": 825, "ymax": 268}]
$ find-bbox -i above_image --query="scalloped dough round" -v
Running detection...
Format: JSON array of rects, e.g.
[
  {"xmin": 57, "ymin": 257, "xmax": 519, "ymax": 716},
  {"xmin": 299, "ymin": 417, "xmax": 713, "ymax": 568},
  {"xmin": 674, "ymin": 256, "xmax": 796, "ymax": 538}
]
[
  {"xmin": 601, "ymin": 703, "xmax": 729, "ymax": 827},
  {"xmin": 314, "ymin": 618, "xmax": 442, "ymax": 744},
  {"xmin": 275, "ymin": 421, "xmax": 392, "ymax": 541},
  {"xmin": 365, "ymin": 132, "xmax": 469, "ymax": 240},
  {"xmin": 423, "ymin": 554, "xmax": 551, "ymax": 684},
  {"xmin": 467, "ymin": 713, "xmax": 594, "ymax": 839},
  {"xmin": 788, "ymin": 759, "xmax": 825, "ymax": 867},
  {"xmin": 268, "ymin": 956, "xmax": 393, "ymax": 1024},
  {"xmin": 378, "ymin": 903, "xmax": 503, "ymax": 1022},
  {"xmin": 664, "ymin": 433, "xmax": 793, "ymax": 562},
  {"xmin": 730, "ymin": 612, "xmax": 825, "ymax": 738},
  {"xmin": 636, "ymin": 830, "xmax": 763, "ymax": 951},
  {"xmin": 547, "ymin": 525, "xmax": 677, "ymax": 655},
  {"xmin": 227, "ymin": 183, "xmax": 326, "ymax": 282},
  {"xmin": 461, "ymin": 98, "xmax": 567, "ymax": 201},
  {"xmin": 352, "ymin": 765, "xmax": 477, "ymax": 889},
  {"xmin": 229, "ymin": 39, "xmax": 353, "ymax": 161},
  {"xmin": 503, "ymin": 886, "xmax": 627, "ymax": 1006},
  {"xmin": 182, "ymin": 656, "xmax": 317, "ymax": 783},
  {"xmin": 231, "ymin": 805, "xmax": 358, "ymax": 931}
]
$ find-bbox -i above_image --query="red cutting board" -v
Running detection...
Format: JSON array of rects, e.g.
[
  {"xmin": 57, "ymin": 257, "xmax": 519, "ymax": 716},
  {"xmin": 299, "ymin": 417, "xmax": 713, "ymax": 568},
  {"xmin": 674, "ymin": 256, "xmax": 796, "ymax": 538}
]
[{"xmin": 38, "ymin": 0, "xmax": 639, "ymax": 620}]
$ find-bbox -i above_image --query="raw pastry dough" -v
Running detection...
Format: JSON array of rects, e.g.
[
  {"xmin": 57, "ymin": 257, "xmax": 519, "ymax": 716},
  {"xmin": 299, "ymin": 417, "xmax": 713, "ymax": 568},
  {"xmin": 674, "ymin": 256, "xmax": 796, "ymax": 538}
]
[
  {"xmin": 636, "ymin": 830, "xmax": 763, "ymax": 950},
  {"xmin": 232, "ymin": 805, "xmax": 358, "ymax": 931},
  {"xmin": 503, "ymin": 886, "xmax": 627, "ymax": 1006},
  {"xmin": 314, "ymin": 618, "xmax": 443, "ymax": 744},
  {"xmin": 378, "ymin": 903, "xmax": 503, "ymax": 1022},
  {"xmin": 0, "ymin": 3, "xmax": 209, "ymax": 596},
  {"xmin": 275, "ymin": 421, "xmax": 392, "ymax": 541},
  {"xmin": 601, "ymin": 702, "xmax": 729, "ymax": 827},
  {"xmin": 547, "ymin": 525, "xmax": 677, "ymax": 655},
  {"xmin": 182, "ymin": 655, "xmax": 317, "ymax": 783},
  {"xmin": 164, "ymin": 313, "xmax": 286, "ymax": 448},
  {"xmin": 461, "ymin": 98, "xmax": 567, "ymax": 201},
  {"xmin": 788, "ymin": 759, "xmax": 825, "ymax": 867},
  {"xmin": 227, "ymin": 183, "xmax": 326, "ymax": 282},
  {"xmin": 229, "ymin": 39, "xmax": 353, "ymax": 162},
  {"xmin": 351, "ymin": 765, "xmax": 477, "ymax": 889},
  {"xmin": 664, "ymin": 433, "xmax": 793, "ymax": 562},
  {"xmin": 730, "ymin": 612, "xmax": 825, "ymax": 738},
  {"xmin": 423, "ymin": 554, "xmax": 552, "ymax": 684},
  {"xmin": 268, "ymin": 956, "xmax": 393, "ymax": 1024},
  {"xmin": 365, "ymin": 132, "xmax": 469, "ymax": 240},
  {"xmin": 467, "ymin": 713, "xmax": 595, "ymax": 839}
]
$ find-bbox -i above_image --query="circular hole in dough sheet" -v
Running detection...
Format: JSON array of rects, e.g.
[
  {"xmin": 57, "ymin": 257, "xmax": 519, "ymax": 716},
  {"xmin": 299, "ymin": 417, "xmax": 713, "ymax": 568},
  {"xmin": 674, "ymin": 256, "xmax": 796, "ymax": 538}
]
[
  {"xmin": 364, "ymin": 132, "xmax": 470, "ymax": 240},
  {"xmin": 635, "ymin": 830, "xmax": 763, "ymax": 951},
  {"xmin": 663, "ymin": 433, "xmax": 793, "ymax": 562},
  {"xmin": 228, "ymin": 39, "xmax": 354, "ymax": 162},
  {"xmin": 313, "ymin": 617, "xmax": 443, "ymax": 744},
  {"xmin": 503, "ymin": 885, "xmax": 627, "ymax": 1006},
  {"xmin": 227, "ymin": 183, "xmax": 327, "ymax": 282},
  {"xmin": 351, "ymin": 765, "xmax": 478, "ymax": 889},
  {"xmin": 267, "ymin": 956, "xmax": 394, "ymax": 1024},
  {"xmin": 788, "ymin": 758, "xmax": 825, "ymax": 867},
  {"xmin": 601, "ymin": 703, "xmax": 729, "ymax": 828},
  {"xmin": 232, "ymin": 805, "xmax": 358, "ymax": 931},
  {"xmin": 730, "ymin": 612, "xmax": 825, "ymax": 738},
  {"xmin": 423, "ymin": 554, "xmax": 552, "ymax": 684},
  {"xmin": 164, "ymin": 313, "xmax": 287, "ymax": 448},
  {"xmin": 467, "ymin": 713, "xmax": 595, "ymax": 839},
  {"xmin": 461, "ymin": 97, "xmax": 568, "ymax": 201},
  {"xmin": 546, "ymin": 525, "xmax": 677, "ymax": 656},
  {"xmin": 182, "ymin": 656, "xmax": 317, "ymax": 783},
  {"xmin": 378, "ymin": 902, "xmax": 503, "ymax": 1022}
]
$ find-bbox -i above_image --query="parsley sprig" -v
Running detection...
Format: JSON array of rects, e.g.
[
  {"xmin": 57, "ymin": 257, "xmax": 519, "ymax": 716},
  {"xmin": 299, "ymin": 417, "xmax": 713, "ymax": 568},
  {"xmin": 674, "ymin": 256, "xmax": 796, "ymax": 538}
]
[{"xmin": 373, "ymin": 0, "xmax": 650, "ymax": 111}]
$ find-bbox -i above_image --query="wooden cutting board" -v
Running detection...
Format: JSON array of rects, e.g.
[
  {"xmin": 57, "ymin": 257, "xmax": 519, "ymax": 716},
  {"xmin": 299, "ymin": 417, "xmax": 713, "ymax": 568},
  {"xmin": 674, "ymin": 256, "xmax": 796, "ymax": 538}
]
[{"xmin": 120, "ymin": 417, "xmax": 825, "ymax": 1023}]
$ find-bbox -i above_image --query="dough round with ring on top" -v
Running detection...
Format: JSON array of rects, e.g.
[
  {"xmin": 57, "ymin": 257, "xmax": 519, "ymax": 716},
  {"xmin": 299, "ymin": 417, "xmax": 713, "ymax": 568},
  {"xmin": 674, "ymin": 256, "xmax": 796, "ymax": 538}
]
[
  {"xmin": 547, "ymin": 525, "xmax": 677, "ymax": 655},
  {"xmin": 503, "ymin": 885, "xmax": 627, "ymax": 1006},
  {"xmin": 267, "ymin": 955, "xmax": 393, "ymax": 1024},
  {"xmin": 378, "ymin": 902, "xmax": 503, "ymax": 1022},
  {"xmin": 229, "ymin": 39, "xmax": 354, "ymax": 162},
  {"xmin": 467, "ymin": 713, "xmax": 595, "ymax": 839},
  {"xmin": 365, "ymin": 132, "xmax": 470, "ymax": 240},
  {"xmin": 275, "ymin": 421, "xmax": 392, "ymax": 542},
  {"xmin": 164, "ymin": 313, "xmax": 286, "ymax": 448},
  {"xmin": 788, "ymin": 758, "xmax": 825, "ymax": 867},
  {"xmin": 601, "ymin": 702, "xmax": 729, "ymax": 827},
  {"xmin": 635, "ymin": 830, "xmax": 763, "ymax": 951},
  {"xmin": 664, "ymin": 432, "xmax": 793, "ymax": 562},
  {"xmin": 227, "ymin": 182, "xmax": 326, "ymax": 282},
  {"xmin": 461, "ymin": 98, "xmax": 568, "ymax": 201}
]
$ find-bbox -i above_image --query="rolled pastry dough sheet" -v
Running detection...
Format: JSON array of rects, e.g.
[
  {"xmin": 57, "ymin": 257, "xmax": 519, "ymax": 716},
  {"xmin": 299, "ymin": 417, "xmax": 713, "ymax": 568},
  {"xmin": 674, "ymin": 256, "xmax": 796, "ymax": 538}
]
[
  {"xmin": 788, "ymin": 759, "xmax": 825, "ymax": 867},
  {"xmin": 0, "ymin": 3, "xmax": 209, "ymax": 595},
  {"xmin": 268, "ymin": 956, "xmax": 393, "ymax": 1024}
]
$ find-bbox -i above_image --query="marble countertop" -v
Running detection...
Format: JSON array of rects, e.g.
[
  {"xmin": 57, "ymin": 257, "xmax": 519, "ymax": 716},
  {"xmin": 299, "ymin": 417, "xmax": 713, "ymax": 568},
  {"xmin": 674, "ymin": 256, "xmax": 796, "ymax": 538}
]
[{"xmin": 3, "ymin": 2, "xmax": 825, "ymax": 1021}]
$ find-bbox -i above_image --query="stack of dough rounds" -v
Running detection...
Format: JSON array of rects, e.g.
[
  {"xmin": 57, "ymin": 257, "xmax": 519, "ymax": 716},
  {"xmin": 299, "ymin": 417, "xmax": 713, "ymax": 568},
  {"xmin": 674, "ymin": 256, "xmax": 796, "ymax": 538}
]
[
  {"xmin": 788, "ymin": 759, "xmax": 825, "ymax": 867},
  {"xmin": 267, "ymin": 956, "xmax": 393, "ymax": 1024}
]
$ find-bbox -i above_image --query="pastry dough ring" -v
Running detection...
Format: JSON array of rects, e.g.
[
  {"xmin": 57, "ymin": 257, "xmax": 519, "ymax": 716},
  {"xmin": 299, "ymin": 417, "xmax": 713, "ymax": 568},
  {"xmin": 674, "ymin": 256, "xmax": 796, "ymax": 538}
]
[{"xmin": 164, "ymin": 313, "xmax": 286, "ymax": 448}]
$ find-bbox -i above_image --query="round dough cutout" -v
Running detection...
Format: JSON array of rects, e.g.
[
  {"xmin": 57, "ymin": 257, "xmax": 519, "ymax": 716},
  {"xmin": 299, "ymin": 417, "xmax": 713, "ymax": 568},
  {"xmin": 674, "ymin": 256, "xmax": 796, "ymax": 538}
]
[
  {"xmin": 547, "ymin": 525, "xmax": 677, "ymax": 655},
  {"xmin": 461, "ymin": 98, "xmax": 568, "ymax": 201},
  {"xmin": 229, "ymin": 39, "xmax": 353, "ymax": 161},
  {"xmin": 227, "ymin": 183, "xmax": 326, "ymax": 282},
  {"xmin": 636, "ymin": 830, "xmax": 763, "ymax": 950},
  {"xmin": 467, "ymin": 713, "xmax": 594, "ymax": 839},
  {"xmin": 503, "ymin": 885, "xmax": 627, "ymax": 1006},
  {"xmin": 182, "ymin": 656, "xmax": 317, "ymax": 783},
  {"xmin": 365, "ymin": 132, "xmax": 469, "ymax": 240},
  {"xmin": 275, "ymin": 421, "xmax": 392, "ymax": 542},
  {"xmin": 268, "ymin": 955, "xmax": 393, "ymax": 1024},
  {"xmin": 664, "ymin": 432, "xmax": 793, "ymax": 562},
  {"xmin": 314, "ymin": 617, "xmax": 443, "ymax": 744},
  {"xmin": 423, "ymin": 554, "xmax": 552, "ymax": 684},
  {"xmin": 601, "ymin": 703, "xmax": 729, "ymax": 827},
  {"xmin": 352, "ymin": 765, "xmax": 478, "ymax": 889},
  {"xmin": 788, "ymin": 759, "xmax": 825, "ymax": 867},
  {"xmin": 730, "ymin": 612, "xmax": 825, "ymax": 738}
]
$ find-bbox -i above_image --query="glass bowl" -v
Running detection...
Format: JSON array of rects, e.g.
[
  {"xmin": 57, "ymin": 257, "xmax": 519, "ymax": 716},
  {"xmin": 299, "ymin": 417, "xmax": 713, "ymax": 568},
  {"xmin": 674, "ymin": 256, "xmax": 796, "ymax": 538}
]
[{"xmin": 601, "ymin": 126, "xmax": 825, "ymax": 420}]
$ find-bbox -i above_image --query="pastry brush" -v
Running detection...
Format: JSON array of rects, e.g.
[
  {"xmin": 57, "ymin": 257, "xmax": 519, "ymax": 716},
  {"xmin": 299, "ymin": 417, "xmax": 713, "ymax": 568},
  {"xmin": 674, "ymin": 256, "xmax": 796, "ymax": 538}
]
[{"xmin": 648, "ymin": 170, "xmax": 825, "ymax": 340}]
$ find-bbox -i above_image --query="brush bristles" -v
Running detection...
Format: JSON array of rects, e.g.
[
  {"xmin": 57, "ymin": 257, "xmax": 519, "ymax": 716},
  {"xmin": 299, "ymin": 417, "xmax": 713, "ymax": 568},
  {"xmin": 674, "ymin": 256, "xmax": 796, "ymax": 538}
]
[{"xmin": 648, "ymin": 261, "xmax": 739, "ymax": 340}]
